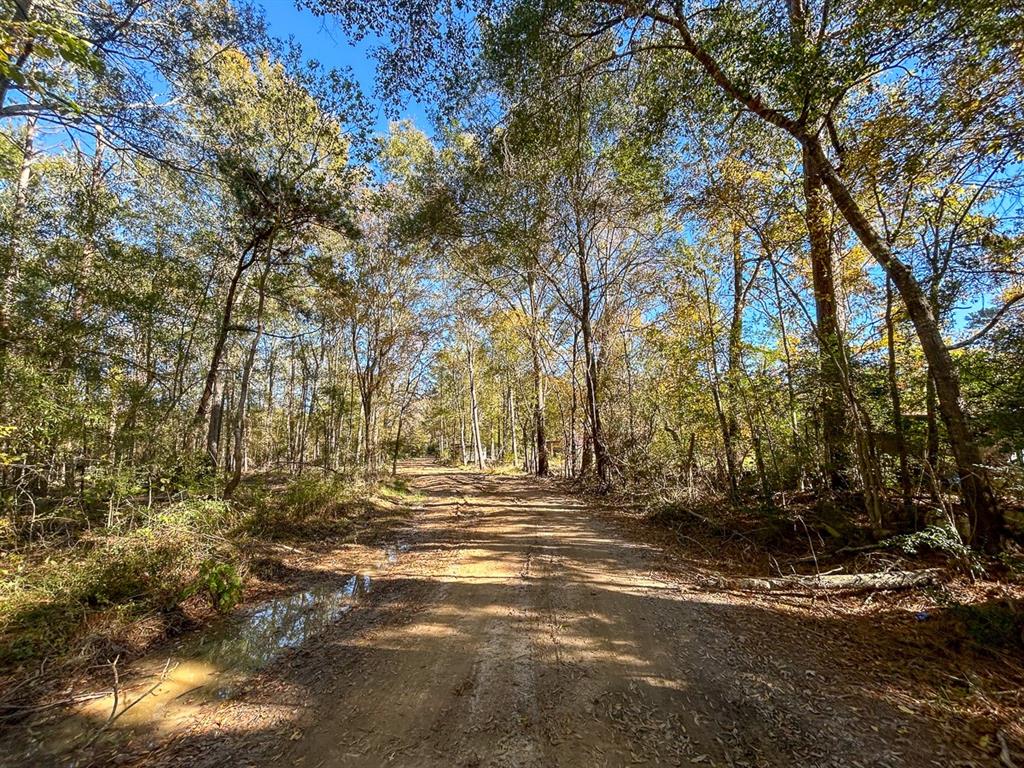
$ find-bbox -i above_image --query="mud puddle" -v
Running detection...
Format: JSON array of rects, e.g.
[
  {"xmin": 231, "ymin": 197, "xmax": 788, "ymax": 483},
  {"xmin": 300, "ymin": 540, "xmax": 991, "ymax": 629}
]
[{"xmin": 18, "ymin": 574, "xmax": 372, "ymax": 762}]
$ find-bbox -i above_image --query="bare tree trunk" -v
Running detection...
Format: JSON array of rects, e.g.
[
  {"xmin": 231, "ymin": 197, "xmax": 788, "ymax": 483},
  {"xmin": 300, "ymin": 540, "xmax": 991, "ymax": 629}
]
[
  {"xmin": 685, "ymin": 432, "xmax": 696, "ymax": 501},
  {"xmin": 66, "ymin": 127, "xmax": 105, "ymax": 359},
  {"xmin": 771, "ymin": 267, "xmax": 803, "ymax": 488},
  {"xmin": 0, "ymin": 112, "xmax": 37, "ymax": 385},
  {"xmin": 725, "ymin": 225, "xmax": 745, "ymax": 493},
  {"xmin": 527, "ymin": 272, "xmax": 549, "ymax": 476},
  {"xmin": 702, "ymin": 276, "xmax": 738, "ymax": 496},
  {"xmin": 802, "ymin": 148, "xmax": 849, "ymax": 490},
  {"xmin": 458, "ymin": 380, "xmax": 468, "ymax": 465},
  {"xmin": 196, "ymin": 233, "xmax": 264, "ymax": 434},
  {"xmin": 206, "ymin": 374, "xmax": 223, "ymax": 468},
  {"xmin": 568, "ymin": 326, "xmax": 579, "ymax": 479},
  {"xmin": 225, "ymin": 257, "xmax": 271, "ymax": 498},
  {"xmin": 576, "ymin": 241, "xmax": 608, "ymax": 486},
  {"xmin": 885, "ymin": 277, "xmax": 914, "ymax": 519},
  {"xmin": 393, "ymin": 408, "xmax": 405, "ymax": 476},
  {"xmin": 509, "ymin": 378, "xmax": 519, "ymax": 466},
  {"xmin": 748, "ymin": 414, "xmax": 771, "ymax": 502},
  {"xmin": 467, "ymin": 344, "xmax": 485, "ymax": 469}
]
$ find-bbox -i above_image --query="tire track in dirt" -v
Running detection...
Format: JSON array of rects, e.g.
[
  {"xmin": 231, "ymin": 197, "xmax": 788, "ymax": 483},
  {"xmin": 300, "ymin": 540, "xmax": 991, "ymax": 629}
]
[{"xmin": 24, "ymin": 461, "xmax": 966, "ymax": 768}]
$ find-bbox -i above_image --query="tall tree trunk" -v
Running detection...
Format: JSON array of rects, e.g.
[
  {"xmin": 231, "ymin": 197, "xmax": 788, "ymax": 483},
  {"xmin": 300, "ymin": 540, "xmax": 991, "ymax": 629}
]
[
  {"xmin": 747, "ymin": 411, "xmax": 771, "ymax": 502},
  {"xmin": 206, "ymin": 374, "xmax": 223, "ymax": 468},
  {"xmin": 885, "ymin": 277, "xmax": 914, "ymax": 519},
  {"xmin": 0, "ymin": 112, "xmax": 37, "ymax": 386},
  {"xmin": 527, "ymin": 272, "xmax": 549, "ymax": 476},
  {"xmin": 467, "ymin": 344, "xmax": 485, "ymax": 469},
  {"xmin": 576, "ymin": 239, "xmax": 608, "ymax": 486},
  {"xmin": 685, "ymin": 432, "xmax": 696, "ymax": 500},
  {"xmin": 802, "ymin": 148, "xmax": 849, "ymax": 490},
  {"xmin": 458, "ymin": 381, "xmax": 468, "ymax": 465},
  {"xmin": 702, "ymin": 276, "xmax": 738, "ymax": 496},
  {"xmin": 509, "ymin": 377, "xmax": 519, "ymax": 466},
  {"xmin": 568, "ymin": 327, "xmax": 579, "ymax": 479},
  {"xmin": 224, "ymin": 257, "xmax": 272, "ymax": 498},
  {"xmin": 196, "ymin": 234, "xmax": 264, "ymax": 433},
  {"xmin": 65, "ymin": 127, "xmax": 105, "ymax": 364},
  {"xmin": 725, "ymin": 224, "xmax": 745, "ymax": 492},
  {"xmin": 771, "ymin": 265, "xmax": 803, "ymax": 488},
  {"xmin": 393, "ymin": 408, "xmax": 405, "ymax": 476}
]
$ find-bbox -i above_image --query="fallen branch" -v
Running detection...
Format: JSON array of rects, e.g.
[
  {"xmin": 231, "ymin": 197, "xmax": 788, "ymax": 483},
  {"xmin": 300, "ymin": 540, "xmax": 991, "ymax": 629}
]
[
  {"xmin": 82, "ymin": 658, "xmax": 173, "ymax": 749},
  {"xmin": 703, "ymin": 568, "xmax": 943, "ymax": 595}
]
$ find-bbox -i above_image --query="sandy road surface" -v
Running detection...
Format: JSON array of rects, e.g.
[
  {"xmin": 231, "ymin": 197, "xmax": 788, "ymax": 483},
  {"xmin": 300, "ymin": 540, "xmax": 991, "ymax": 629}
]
[{"xmin": 16, "ymin": 461, "xmax": 965, "ymax": 767}]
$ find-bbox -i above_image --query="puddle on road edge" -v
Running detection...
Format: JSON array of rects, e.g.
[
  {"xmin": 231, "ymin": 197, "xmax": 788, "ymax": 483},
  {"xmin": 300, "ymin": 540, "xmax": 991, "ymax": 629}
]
[
  {"xmin": 25, "ymin": 574, "xmax": 372, "ymax": 760},
  {"xmin": 195, "ymin": 573, "xmax": 372, "ymax": 677},
  {"xmin": 383, "ymin": 540, "xmax": 412, "ymax": 563}
]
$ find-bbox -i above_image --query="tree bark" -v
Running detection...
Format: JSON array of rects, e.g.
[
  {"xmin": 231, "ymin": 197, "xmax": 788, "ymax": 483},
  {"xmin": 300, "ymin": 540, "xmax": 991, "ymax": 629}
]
[
  {"xmin": 636, "ymin": 0, "xmax": 1003, "ymax": 550},
  {"xmin": 224, "ymin": 256, "xmax": 272, "ymax": 498},
  {"xmin": 467, "ymin": 343, "xmax": 486, "ymax": 469},
  {"xmin": 885, "ymin": 277, "xmax": 914, "ymax": 518},
  {"xmin": 206, "ymin": 374, "xmax": 223, "ymax": 468},
  {"xmin": 576, "ymin": 234, "xmax": 609, "ymax": 486},
  {"xmin": 702, "ymin": 276, "xmax": 738, "ymax": 496},
  {"xmin": 709, "ymin": 568, "xmax": 941, "ymax": 594},
  {"xmin": 0, "ymin": 112, "xmax": 36, "ymax": 387},
  {"xmin": 509, "ymin": 375, "xmax": 519, "ymax": 465},
  {"xmin": 802, "ymin": 148, "xmax": 849, "ymax": 489},
  {"xmin": 725, "ymin": 224, "xmax": 744, "ymax": 493},
  {"xmin": 196, "ymin": 234, "xmax": 264, "ymax": 432},
  {"xmin": 527, "ymin": 271, "xmax": 549, "ymax": 476}
]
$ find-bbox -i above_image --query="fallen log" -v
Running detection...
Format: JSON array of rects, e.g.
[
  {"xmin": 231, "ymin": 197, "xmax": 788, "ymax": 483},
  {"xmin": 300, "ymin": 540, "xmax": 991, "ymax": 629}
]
[{"xmin": 704, "ymin": 568, "xmax": 942, "ymax": 595}]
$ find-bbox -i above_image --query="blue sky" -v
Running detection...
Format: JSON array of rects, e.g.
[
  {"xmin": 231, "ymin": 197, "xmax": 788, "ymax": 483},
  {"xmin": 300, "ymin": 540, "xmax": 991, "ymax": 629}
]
[{"xmin": 257, "ymin": 0, "xmax": 429, "ymax": 135}]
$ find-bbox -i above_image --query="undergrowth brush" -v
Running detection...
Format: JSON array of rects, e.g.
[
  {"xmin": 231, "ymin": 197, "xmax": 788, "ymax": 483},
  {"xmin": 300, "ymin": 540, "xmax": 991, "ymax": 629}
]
[{"xmin": 0, "ymin": 473, "xmax": 387, "ymax": 671}]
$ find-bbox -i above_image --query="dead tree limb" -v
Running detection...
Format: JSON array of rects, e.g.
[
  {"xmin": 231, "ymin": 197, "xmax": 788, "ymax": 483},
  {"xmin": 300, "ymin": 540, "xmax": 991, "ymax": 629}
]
[{"xmin": 704, "ymin": 568, "xmax": 942, "ymax": 595}]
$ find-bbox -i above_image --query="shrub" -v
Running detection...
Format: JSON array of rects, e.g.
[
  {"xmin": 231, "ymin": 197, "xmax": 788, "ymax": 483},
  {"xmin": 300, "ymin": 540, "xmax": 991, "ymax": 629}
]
[
  {"xmin": 195, "ymin": 560, "xmax": 243, "ymax": 612},
  {"xmin": 239, "ymin": 474, "xmax": 360, "ymax": 540},
  {"xmin": 883, "ymin": 523, "xmax": 981, "ymax": 574},
  {"xmin": 0, "ymin": 509, "xmax": 238, "ymax": 665}
]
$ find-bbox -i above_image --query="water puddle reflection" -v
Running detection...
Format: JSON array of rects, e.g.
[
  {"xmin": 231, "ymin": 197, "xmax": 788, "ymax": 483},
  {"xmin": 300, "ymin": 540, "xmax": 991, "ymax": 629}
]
[
  {"xmin": 191, "ymin": 574, "xmax": 372, "ymax": 675},
  {"xmin": 28, "ymin": 574, "xmax": 372, "ymax": 759},
  {"xmin": 384, "ymin": 540, "xmax": 412, "ymax": 563}
]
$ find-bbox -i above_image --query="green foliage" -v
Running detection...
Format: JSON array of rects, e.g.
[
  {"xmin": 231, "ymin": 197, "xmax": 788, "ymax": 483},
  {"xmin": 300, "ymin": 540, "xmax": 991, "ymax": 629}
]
[
  {"xmin": 196, "ymin": 560, "xmax": 243, "ymax": 612},
  {"xmin": 240, "ymin": 475, "xmax": 362, "ymax": 541},
  {"xmin": 884, "ymin": 524, "xmax": 983, "ymax": 574},
  {"xmin": 885, "ymin": 524, "xmax": 970, "ymax": 558},
  {"xmin": 0, "ymin": 470, "xmax": 381, "ymax": 668},
  {"xmin": 153, "ymin": 498, "xmax": 235, "ymax": 531},
  {"xmin": 0, "ymin": 512, "xmax": 225, "ymax": 664},
  {"xmin": 0, "ymin": 19, "xmax": 103, "ymax": 115}
]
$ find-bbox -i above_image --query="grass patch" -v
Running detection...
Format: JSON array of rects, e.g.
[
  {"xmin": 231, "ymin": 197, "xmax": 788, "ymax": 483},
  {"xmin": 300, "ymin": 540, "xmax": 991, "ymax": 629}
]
[
  {"xmin": 0, "ymin": 473, "xmax": 397, "ymax": 672},
  {"xmin": 236, "ymin": 475, "xmax": 367, "ymax": 542},
  {"xmin": 378, "ymin": 476, "xmax": 423, "ymax": 502},
  {"xmin": 0, "ymin": 499, "xmax": 241, "ymax": 667}
]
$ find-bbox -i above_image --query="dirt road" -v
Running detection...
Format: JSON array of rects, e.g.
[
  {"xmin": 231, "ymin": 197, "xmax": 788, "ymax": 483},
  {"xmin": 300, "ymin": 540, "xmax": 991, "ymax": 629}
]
[{"xmin": 21, "ymin": 462, "xmax": 970, "ymax": 767}]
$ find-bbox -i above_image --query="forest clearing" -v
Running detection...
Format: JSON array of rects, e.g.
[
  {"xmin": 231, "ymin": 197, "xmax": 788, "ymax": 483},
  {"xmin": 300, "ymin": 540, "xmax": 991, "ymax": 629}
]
[{"xmin": 1, "ymin": 0, "xmax": 1023, "ymax": 765}]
